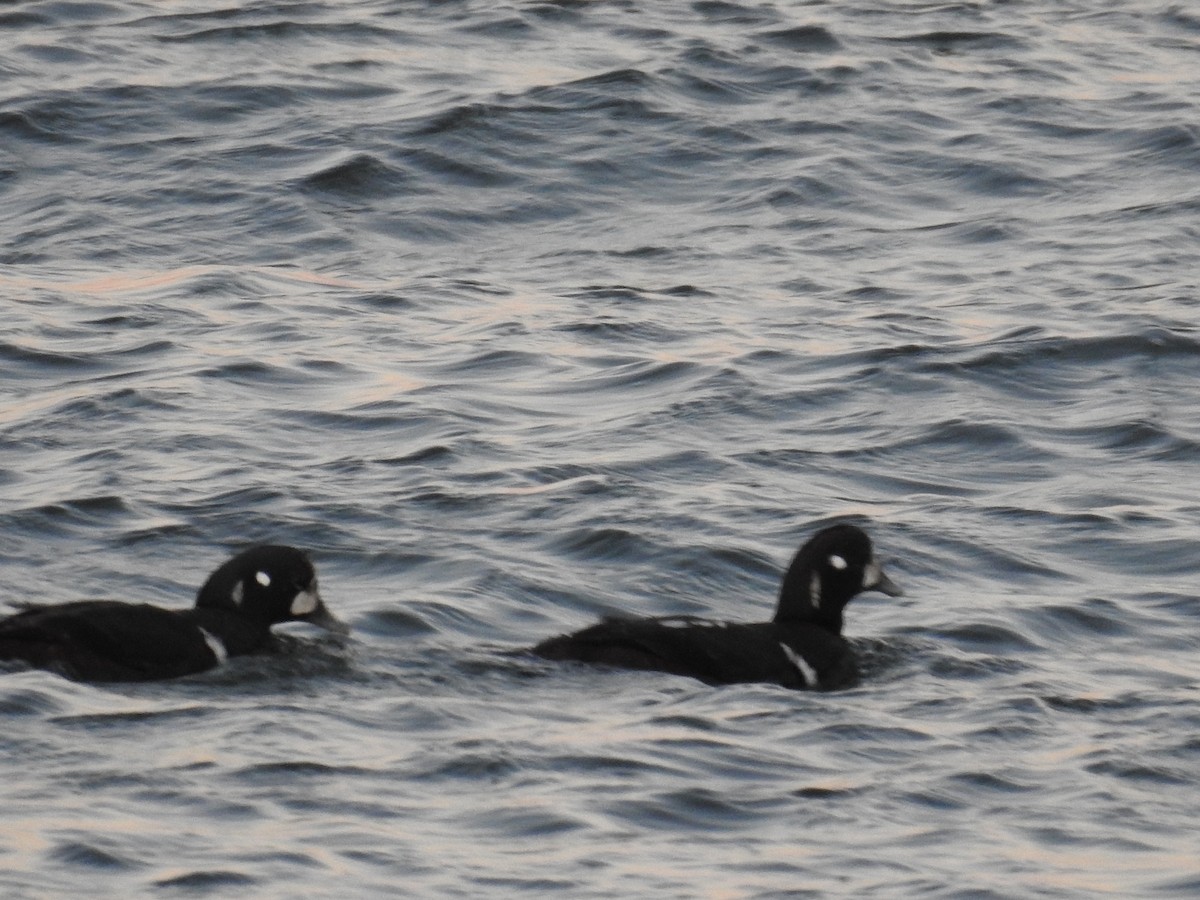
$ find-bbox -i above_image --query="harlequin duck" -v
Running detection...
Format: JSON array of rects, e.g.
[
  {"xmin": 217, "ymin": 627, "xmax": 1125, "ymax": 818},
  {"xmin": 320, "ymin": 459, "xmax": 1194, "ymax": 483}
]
[
  {"xmin": 533, "ymin": 524, "xmax": 902, "ymax": 690},
  {"xmin": 0, "ymin": 545, "xmax": 347, "ymax": 682}
]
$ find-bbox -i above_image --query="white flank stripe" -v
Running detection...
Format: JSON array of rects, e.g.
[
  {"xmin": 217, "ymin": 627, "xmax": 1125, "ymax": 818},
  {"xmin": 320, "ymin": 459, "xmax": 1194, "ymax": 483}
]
[
  {"xmin": 779, "ymin": 642, "xmax": 818, "ymax": 688},
  {"xmin": 199, "ymin": 628, "xmax": 228, "ymax": 665}
]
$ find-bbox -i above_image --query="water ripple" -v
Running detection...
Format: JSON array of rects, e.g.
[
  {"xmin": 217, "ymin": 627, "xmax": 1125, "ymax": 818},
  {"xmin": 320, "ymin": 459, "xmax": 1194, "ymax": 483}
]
[{"xmin": 2, "ymin": 0, "xmax": 1199, "ymax": 894}]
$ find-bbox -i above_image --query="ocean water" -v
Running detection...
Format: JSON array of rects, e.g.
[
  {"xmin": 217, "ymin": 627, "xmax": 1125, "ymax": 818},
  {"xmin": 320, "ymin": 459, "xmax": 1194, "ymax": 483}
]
[{"xmin": 2, "ymin": 0, "xmax": 1200, "ymax": 895}]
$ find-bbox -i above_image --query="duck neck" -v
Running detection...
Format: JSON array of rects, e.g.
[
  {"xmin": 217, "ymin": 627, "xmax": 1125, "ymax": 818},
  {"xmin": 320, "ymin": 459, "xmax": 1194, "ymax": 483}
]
[{"xmin": 775, "ymin": 566, "xmax": 845, "ymax": 633}]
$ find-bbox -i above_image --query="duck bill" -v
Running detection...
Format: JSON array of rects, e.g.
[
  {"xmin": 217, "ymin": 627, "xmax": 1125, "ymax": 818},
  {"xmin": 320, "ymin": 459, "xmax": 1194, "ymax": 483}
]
[
  {"xmin": 865, "ymin": 561, "xmax": 904, "ymax": 598},
  {"xmin": 301, "ymin": 598, "xmax": 350, "ymax": 636},
  {"xmin": 289, "ymin": 584, "xmax": 350, "ymax": 635}
]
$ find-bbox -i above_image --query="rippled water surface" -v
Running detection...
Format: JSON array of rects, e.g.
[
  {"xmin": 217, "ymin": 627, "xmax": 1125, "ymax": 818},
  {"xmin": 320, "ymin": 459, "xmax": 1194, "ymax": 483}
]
[{"xmin": 2, "ymin": 0, "xmax": 1200, "ymax": 895}]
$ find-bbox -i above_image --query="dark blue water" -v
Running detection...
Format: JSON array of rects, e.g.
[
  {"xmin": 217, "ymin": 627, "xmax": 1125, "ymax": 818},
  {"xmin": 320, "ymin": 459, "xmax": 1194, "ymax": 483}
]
[{"xmin": 3, "ymin": 0, "xmax": 1200, "ymax": 895}]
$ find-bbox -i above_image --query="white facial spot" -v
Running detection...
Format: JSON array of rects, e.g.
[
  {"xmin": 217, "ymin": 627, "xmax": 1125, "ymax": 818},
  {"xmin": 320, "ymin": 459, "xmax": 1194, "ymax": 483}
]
[
  {"xmin": 810, "ymin": 571, "xmax": 822, "ymax": 609},
  {"xmin": 199, "ymin": 628, "xmax": 228, "ymax": 665},
  {"xmin": 779, "ymin": 642, "xmax": 818, "ymax": 688},
  {"xmin": 230, "ymin": 581, "xmax": 244, "ymax": 606},
  {"xmin": 828, "ymin": 554, "xmax": 848, "ymax": 570},
  {"xmin": 863, "ymin": 560, "xmax": 881, "ymax": 589},
  {"xmin": 290, "ymin": 587, "xmax": 319, "ymax": 617},
  {"xmin": 255, "ymin": 570, "xmax": 272, "ymax": 588}
]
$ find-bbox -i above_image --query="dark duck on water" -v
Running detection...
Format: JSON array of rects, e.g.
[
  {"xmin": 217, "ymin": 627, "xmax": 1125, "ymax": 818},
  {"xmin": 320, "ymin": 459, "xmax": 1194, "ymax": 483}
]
[
  {"xmin": 533, "ymin": 524, "xmax": 902, "ymax": 690},
  {"xmin": 0, "ymin": 545, "xmax": 347, "ymax": 682}
]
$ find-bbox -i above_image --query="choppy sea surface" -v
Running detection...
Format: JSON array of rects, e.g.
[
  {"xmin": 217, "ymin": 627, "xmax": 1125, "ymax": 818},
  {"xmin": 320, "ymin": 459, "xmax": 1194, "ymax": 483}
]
[{"xmin": 2, "ymin": 0, "xmax": 1200, "ymax": 895}]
